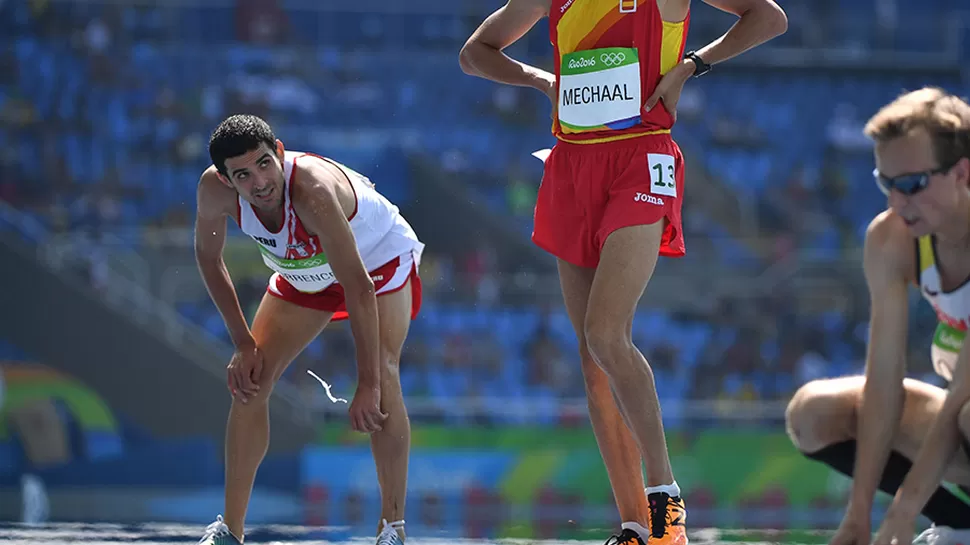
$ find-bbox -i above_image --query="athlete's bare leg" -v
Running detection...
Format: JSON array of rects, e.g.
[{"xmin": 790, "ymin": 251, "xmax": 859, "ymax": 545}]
[
  {"xmin": 370, "ymin": 280, "xmax": 413, "ymax": 540},
  {"xmin": 584, "ymin": 222, "xmax": 674, "ymax": 487},
  {"xmin": 557, "ymin": 259, "xmax": 649, "ymax": 527},
  {"xmin": 224, "ymin": 293, "xmax": 334, "ymax": 539},
  {"xmin": 786, "ymin": 376, "xmax": 970, "ymax": 485}
]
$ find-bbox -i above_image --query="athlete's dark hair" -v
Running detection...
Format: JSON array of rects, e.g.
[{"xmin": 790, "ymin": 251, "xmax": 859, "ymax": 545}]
[
  {"xmin": 208, "ymin": 114, "xmax": 277, "ymax": 176},
  {"xmin": 865, "ymin": 87, "xmax": 970, "ymax": 169}
]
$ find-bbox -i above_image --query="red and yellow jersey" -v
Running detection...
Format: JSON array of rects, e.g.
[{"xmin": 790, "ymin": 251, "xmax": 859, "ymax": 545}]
[{"xmin": 549, "ymin": 0, "xmax": 689, "ymax": 144}]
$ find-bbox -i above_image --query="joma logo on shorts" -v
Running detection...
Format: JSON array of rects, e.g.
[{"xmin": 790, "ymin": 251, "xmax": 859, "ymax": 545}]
[{"xmin": 634, "ymin": 193, "xmax": 664, "ymax": 205}]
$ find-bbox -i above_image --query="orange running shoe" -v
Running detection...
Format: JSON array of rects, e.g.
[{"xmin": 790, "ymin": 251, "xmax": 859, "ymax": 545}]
[{"xmin": 647, "ymin": 492, "xmax": 688, "ymax": 545}]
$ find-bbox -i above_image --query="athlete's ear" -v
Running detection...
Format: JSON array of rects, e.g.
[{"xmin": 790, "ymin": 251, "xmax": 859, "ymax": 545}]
[
  {"xmin": 216, "ymin": 172, "xmax": 233, "ymax": 188},
  {"xmin": 956, "ymin": 156, "xmax": 970, "ymax": 188},
  {"xmin": 275, "ymin": 139, "xmax": 285, "ymax": 161}
]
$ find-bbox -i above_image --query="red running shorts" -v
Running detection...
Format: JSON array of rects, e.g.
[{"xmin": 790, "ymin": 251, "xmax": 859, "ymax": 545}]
[
  {"xmin": 267, "ymin": 250, "xmax": 422, "ymax": 322},
  {"xmin": 532, "ymin": 133, "xmax": 686, "ymax": 268}
]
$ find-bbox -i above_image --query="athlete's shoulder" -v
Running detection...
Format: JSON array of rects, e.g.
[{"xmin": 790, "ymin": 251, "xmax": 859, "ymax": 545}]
[
  {"xmin": 292, "ymin": 153, "xmax": 341, "ymax": 191},
  {"xmin": 196, "ymin": 165, "xmax": 236, "ymax": 217},
  {"xmin": 865, "ymin": 210, "xmax": 911, "ymax": 250},
  {"xmin": 290, "ymin": 154, "xmax": 357, "ymax": 219},
  {"xmin": 198, "ymin": 164, "xmax": 221, "ymax": 187},
  {"xmin": 864, "ymin": 210, "xmax": 915, "ymax": 282}
]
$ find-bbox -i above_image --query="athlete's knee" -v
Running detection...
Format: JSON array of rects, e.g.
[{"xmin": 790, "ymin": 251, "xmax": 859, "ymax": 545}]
[
  {"xmin": 786, "ymin": 380, "xmax": 857, "ymax": 452},
  {"xmin": 248, "ymin": 378, "xmax": 280, "ymax": 407},
  {"xmin": 231, "ymin": 385, "xmax": 274, "ymax": 411},
  {"xmin": 785, "ymin": 381, "xmax": 826, "ymax": 450},
  {"xmin": 380, "ymin": 354, "xmax": 402, "ymax": 384},
  {"xmin": 230, "ymin": 357, "xmax": 285, "ymax": 409},
  {"xmin": 583, "ymin": 322, "xmax": 634, "ymax": 376}
]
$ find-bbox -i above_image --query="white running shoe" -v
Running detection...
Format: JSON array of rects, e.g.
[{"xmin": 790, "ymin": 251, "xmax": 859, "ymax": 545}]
[
  {"xmin": 198, "ymin": 515, "xmax": 242, "ymax": 545},
  {"xmin": 914, "ymin": 525, "xmax": 970, "ymax": 545},
  {"xmin": 377, "ymin": 519, "xmax": 405, "ymax": 545}
]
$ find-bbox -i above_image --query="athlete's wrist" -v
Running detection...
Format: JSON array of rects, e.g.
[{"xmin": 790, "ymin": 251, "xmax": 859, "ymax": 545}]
[
  {"xmin": 355, "ymin": 358, "xmax": 381, "ymax": 388},
  {"xmin": 888, "ymin": 493, "xmax": 921, "ymax": 522},
  {"xmin": 673, "ymin": 59, "xmax": 695, "ymax": 81},
  {"xmin": 845, "ymin": 495, "xmax": 873, "ymax": 518},
  {"xmin": 232, "ymin": 333, "xmax": 257, "ymax": 351},
  {"xmin": 529, "ymin": 69, "xmax": 555, "ymax": 93},
  {"xmin": 356, "ymin": 376, "xmax": 380, "ymax": 390}
]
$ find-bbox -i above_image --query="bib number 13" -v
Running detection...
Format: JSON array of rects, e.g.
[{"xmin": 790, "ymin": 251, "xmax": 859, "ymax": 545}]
[{"xmin": 648, "ymin": 153, "xmax": 677, "ymax": 197}]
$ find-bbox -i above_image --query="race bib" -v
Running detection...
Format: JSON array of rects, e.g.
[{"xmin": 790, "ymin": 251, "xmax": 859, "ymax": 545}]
[
  {"xmin": 648, "ymin": 153, "xmax": 677, "ymax": 197},
  {"xmin": 259, "ymin": 246, "xmax": 336, "ymax": 293},
  {"xmin": 558, "ymin": 47, "xmax": 641, "ymax": 133},
  {"xmin": 931, "ymin": 322, "xmax": 965, "ymax": 381}
]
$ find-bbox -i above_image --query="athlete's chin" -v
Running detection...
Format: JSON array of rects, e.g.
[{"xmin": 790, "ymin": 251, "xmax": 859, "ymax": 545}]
[
  {"xmin": 253, "ymin": 198, "xmax": 282, "ymax": 212},
  {"xmin": 250, "ymin": 191, "xmax": 281, "ymax": 210},
  {"xmin": 904, "ymin": 220, "xmax": 931, "ymax": 237}
]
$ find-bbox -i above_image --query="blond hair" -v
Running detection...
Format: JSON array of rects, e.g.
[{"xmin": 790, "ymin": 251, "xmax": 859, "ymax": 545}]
[{"xmin": 864, "ymin": 87, "xmax": 970, "ymax": 168}]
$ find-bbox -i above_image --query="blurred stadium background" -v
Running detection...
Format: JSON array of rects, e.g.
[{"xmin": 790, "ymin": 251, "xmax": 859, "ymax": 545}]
[{"xmin": 0, "ymin": 0, "xmax": 968, "ymax": 539}]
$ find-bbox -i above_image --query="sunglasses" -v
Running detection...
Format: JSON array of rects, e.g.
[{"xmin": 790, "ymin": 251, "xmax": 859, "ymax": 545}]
[{"xmin": 873, "ymin": 163, "xmax": 955, "ymax": 196}]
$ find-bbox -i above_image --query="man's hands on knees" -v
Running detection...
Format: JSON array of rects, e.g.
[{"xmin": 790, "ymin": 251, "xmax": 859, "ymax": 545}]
[
  {"xmin": 349, "ymin": 382, "xmax": 387, "ymax": 434},
  {"xmin": 227, "ymin": 343, "xmax": 264, "ymax": 404}
]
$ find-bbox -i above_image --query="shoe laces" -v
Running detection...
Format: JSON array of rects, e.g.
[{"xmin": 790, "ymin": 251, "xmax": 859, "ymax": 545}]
[
  {"xmin": 199, "ymin": 515, "xmax": 234, "ymax": 544},
  {"xmin": 377, "ymin": 519, "xmax": 404, "ymax": 545},
  {"xmin": 604, "ymin": 528, "xmax": 643, "ymax": 545},
  {"xmin": 649, "ymin": 493, "xmax": 672, "ymax": 538}
]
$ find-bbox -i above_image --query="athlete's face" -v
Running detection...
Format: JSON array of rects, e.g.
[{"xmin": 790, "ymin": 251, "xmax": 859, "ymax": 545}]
[
  {"xmin": 221, "ymin": 140, "xmax": 286, "ymax": 211},
  {"xmin": 874, "ymin": 129, "xmax": 968, "ymax": 237}
]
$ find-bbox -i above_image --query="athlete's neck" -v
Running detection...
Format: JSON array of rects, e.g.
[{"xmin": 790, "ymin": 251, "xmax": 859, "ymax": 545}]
[{"xmin": 253, "ymin": 202, "xmax": 285, "ymax": 233}]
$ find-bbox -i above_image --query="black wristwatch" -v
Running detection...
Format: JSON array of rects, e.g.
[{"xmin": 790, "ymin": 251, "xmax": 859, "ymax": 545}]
[{"xmin": 684, "ymin": 51, "xmax": 710, "ymax": 78}]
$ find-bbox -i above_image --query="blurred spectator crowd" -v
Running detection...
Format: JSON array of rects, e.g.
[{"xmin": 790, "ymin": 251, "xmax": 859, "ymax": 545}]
[{"xmin": 1, "ymin": 0, "xmax": 964, "ymax": 424}]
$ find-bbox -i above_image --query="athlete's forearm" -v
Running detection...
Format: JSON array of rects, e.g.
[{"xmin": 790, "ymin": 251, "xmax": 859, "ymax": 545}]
[
  {"xmin": 345, "ymin": 290, "xmax": 381, "ymax": 388},
  {"xmin": 850, "ymin": 359, "xmax": 905, "ymax": 514},
  {"xmin": 892, "ymin": 410, "xmax": 962, "ymax": 520},
  {"xmin": 693, "ymin": 3, "xmax": 787, "ymax": 66},
  {"xmin": 459, "ymin": 42, "xmax": 553, "ymax": 92},
  {"xmin": 894, "ymin": 346, "xmax": 970, "ymax": 518},
  {"xmin": 197, "ymin": 259, "xmax": 255, "ymax": 348}
]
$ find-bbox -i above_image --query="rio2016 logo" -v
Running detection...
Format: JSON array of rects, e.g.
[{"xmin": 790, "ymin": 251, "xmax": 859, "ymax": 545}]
[{"xmin": 567, "ymin": 57, "xmax": 596, "ymax": 70}]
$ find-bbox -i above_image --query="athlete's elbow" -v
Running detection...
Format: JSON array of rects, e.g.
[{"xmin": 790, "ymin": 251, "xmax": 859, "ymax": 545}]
[
  {"xmin": 194, "ymin": 250, "xmax": 215, "ymax": 269},
  {"xmin": 458, "ymin": 43, "xmax": 478, "ymax": 75},
  {"xmin": 762, "ymin": 2, "xmax": 788, "ymax": 38},
  {"xmin": 348, "ymin": 277, "xmax": 377, "ymax": 305},
  {"xmin": 459, "ymin": 41, "xmax": 491, "ymax": 76},
  {"xmin": 194, "ymin": 246, "xmax": 222, "ymax": 268}
]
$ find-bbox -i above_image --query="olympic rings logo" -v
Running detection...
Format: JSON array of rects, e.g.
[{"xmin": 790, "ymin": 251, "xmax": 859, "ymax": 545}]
[{"xmin": 600, "ymin": 52, "xmax": 626, "ymax": 66}]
